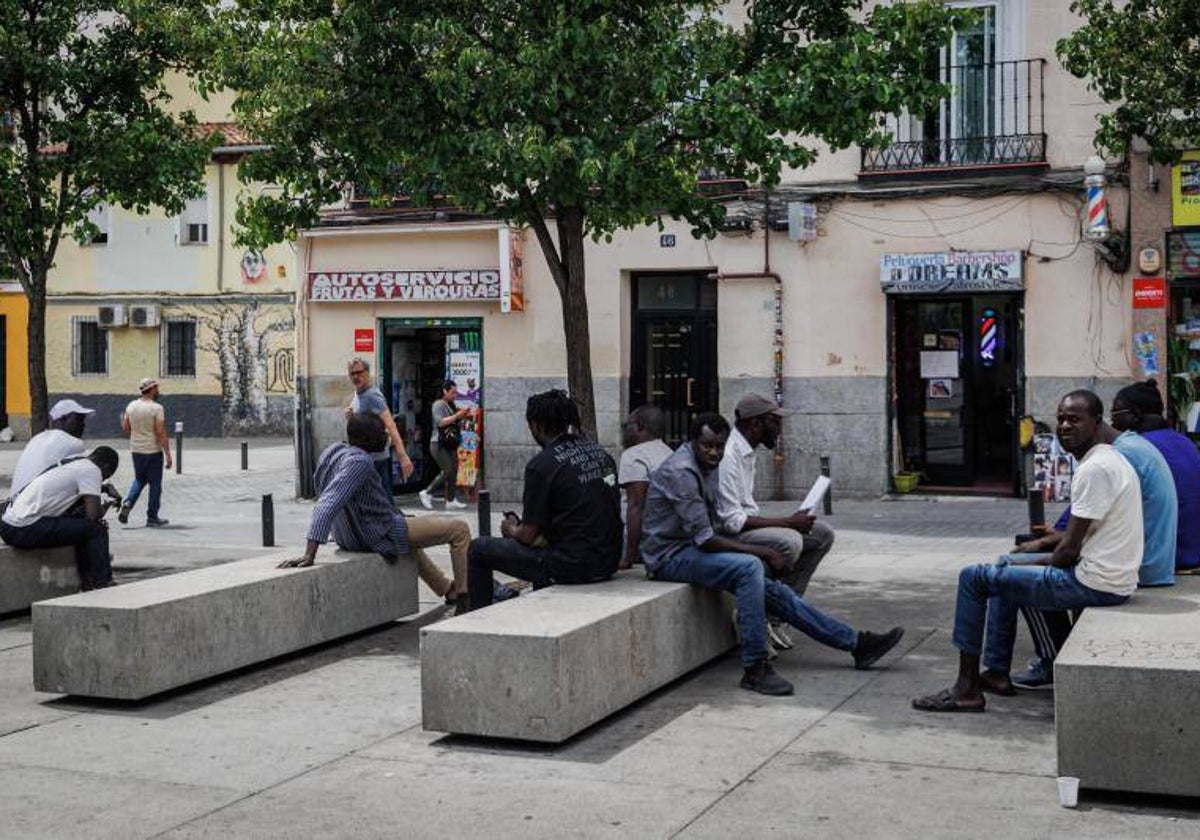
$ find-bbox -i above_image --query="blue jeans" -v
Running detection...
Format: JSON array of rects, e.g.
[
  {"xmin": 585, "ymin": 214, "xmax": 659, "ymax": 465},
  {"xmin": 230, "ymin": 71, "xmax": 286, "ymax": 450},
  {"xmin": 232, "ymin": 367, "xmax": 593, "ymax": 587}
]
[
  {"xmin": 125, "ymin": 452, "xmax": 164, "ymax": 519},
  {"xmin": 374, "ymin": 456, "xmax": 393, "ymax": 498},
  {"xmin": 651, "ymin": 546, "xmax": 858, "ymax": 668},
  {"xmin": 953, "ymin": 561, "xmax": 1128, "ymax": 673}
]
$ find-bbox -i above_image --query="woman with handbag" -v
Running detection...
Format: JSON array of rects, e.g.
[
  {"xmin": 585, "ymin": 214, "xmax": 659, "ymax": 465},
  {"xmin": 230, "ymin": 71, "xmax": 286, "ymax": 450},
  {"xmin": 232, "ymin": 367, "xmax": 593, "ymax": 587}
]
[{"xmin": 419, "ymin": 380, "xmax": 471, "ymax": 510}]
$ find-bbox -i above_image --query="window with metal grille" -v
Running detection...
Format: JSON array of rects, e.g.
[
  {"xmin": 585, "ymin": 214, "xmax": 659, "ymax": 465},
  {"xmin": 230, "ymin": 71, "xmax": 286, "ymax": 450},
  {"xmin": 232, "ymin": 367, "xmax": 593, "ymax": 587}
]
[
  {"xmin": 72, "ymin": 317, "xmax": 108, "ymax": 376},
  {"xmin": 162, "ymin": 319, "xmax": 197, "ymax": 377}
]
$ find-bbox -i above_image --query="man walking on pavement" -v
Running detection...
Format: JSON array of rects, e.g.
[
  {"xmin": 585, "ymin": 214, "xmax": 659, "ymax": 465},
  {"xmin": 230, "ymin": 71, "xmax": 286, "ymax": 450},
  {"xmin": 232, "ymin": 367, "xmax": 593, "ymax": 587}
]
[
  {"xmin": 9, "ymin": 399, "xmax": 95, "ymax": 497},
  {"xmin": 118, "ymin": 378, "xmax": 172, "ymax": 527},
  {"xmin": 345, "ymin": 357, "xmax": 414, "ymax": 497},
  {"xmin": 716, "ymin": 393, "xmax": 836, "ymax": 652}
]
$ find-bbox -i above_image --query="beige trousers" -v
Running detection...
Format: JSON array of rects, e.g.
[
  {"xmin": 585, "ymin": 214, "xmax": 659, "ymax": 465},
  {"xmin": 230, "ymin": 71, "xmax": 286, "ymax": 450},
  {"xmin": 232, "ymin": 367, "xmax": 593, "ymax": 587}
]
[{"xmin": 406, "ymin": 515, "xmax": 471, "ymax": 597}]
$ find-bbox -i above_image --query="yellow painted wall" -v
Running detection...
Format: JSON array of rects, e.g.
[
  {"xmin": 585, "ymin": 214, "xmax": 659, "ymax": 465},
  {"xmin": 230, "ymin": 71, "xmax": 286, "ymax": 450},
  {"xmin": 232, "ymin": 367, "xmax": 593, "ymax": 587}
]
[{"xmin": 0, "ymin": 291, "xmax": 30, "ymax": 417}]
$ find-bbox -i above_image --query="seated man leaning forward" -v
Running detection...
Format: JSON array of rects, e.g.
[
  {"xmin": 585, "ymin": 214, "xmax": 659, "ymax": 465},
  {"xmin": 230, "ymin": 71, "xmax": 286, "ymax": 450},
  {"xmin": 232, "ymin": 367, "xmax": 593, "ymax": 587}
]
[
  {"xmin": 467, "ymin": 389, "xmax": 622, "ymax": 610},
  {"xmin": 642, "ymin": 411, "xmax": 904, "ymax": 697},
  {"xmin": 913, "ymin": 390, "xmax": 1143, "ymax": 713},
  {"xmin": 0, "ymin": 446, "xmax": 122, "ymax": 591},
  {"xmin": 280, "ymin": 413, "xmax": 472, "ymax": 610}
]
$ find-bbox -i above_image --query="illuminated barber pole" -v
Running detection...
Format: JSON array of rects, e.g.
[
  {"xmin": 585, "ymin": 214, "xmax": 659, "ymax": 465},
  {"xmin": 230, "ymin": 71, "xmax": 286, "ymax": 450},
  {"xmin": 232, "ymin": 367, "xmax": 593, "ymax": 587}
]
[{"xmin": 1084, "ymin": 155, "xmax": 1109, "ymax": 241}]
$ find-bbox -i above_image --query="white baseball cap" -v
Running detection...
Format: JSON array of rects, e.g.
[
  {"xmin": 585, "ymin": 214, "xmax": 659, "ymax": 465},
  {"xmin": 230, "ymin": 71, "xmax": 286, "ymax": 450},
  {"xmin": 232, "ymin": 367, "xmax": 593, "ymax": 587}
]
[{"xmin": 49, "ymin": 399, "xmax": 95, "ymax": 421}]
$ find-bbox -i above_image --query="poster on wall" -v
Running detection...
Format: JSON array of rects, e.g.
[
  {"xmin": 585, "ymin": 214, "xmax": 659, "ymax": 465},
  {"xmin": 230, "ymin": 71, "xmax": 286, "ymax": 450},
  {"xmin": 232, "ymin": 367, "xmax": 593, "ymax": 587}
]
[
  {"xmin": 447, "ymin": 350, "xmax": 483, "ymax": 489},
  {"xmin": 1032, "ymin": 433, "xmax": 1073, "ymax": 502},
  {"xmin": 1172, "ymin": 151, "xmax": 1200, "ymax": 227},
  {"xmin": 499, "ymin": 227, "xmax": 526, "ymax": 313}
]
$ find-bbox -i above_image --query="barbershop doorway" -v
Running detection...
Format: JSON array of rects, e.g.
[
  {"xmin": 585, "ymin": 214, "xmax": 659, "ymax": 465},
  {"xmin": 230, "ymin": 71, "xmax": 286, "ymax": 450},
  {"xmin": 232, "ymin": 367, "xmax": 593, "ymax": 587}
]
[
  {"xmin": 630, "ymin": 272, "xmax": 719, "ymax": 446},
  {"xmin": 379, "ymin": 317, "xmax": 483, "ymax": 496},
  {"xmin": 891, "ymin": 294, "xmax": 1023, "ymax": 494}
]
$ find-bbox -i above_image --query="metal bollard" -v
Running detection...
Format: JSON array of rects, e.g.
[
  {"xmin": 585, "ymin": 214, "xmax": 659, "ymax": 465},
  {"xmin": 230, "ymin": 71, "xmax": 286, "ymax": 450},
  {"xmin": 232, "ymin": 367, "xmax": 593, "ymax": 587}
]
[
  {"xmin": 262, "ymin": 493, "xmax": 275, "ymax": 547},
  {"xmin": 241, "ymin": 441, "xmax": 249, "ymax": 471},
  {"xmin": 820, "ymin": 455, "xmax": 832, "ymax": 515},
  {"xmin": 174, "ymin": 421, "xmax": 183, "ymax": 474},
  {"xmin": 477, "ymin": 488, "xmax": 491, "ymax": 537}
]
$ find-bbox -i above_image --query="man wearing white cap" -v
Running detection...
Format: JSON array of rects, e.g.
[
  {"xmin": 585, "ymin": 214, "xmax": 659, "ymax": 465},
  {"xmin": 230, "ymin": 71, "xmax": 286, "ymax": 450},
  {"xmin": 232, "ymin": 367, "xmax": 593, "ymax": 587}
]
[
  {"xmin": 8, "ymin": 399, "xmax": 95, "ymax": 497},
  {"xmin": 117, "ymin": 378, "xmax": 172, "ymax": 527}
]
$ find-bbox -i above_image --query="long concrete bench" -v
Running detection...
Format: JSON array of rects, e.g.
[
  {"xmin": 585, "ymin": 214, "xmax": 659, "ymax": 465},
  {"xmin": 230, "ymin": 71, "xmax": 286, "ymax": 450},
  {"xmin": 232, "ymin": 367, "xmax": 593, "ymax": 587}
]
[
  {"xmin": 1055, "ymin": 575, "xmax": 1200, "ymax": 798},
  {"xmin": 33, "ymin": 550, "xmax": 419, "ymax": 700},
  {"xmin": 420, "ymin": 571, "xmax": 736, "ymax": 743},
  {"xmin": 0, "ymin": 544, "xmax": 80, "ymax": 615}
]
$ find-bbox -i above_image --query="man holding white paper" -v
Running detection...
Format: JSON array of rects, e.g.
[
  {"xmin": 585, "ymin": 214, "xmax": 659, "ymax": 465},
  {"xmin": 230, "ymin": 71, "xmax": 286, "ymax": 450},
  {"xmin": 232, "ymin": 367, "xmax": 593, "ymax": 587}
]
[{"xmin": 717, "ymin": 393, "xmax": 837, "ymax": 650}]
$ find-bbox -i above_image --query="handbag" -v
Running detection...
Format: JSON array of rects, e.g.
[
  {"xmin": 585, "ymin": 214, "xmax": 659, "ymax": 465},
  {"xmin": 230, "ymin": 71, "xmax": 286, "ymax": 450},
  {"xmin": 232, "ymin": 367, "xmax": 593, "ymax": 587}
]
[{"xmin": 440, "ymin": 422, "xmax": 461, "ymax": 450}]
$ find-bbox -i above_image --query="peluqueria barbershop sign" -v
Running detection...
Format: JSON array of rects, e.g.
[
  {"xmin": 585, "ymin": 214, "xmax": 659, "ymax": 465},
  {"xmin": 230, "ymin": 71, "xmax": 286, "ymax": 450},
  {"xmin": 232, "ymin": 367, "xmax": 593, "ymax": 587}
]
[{"xmin": 879, "ymin": 250, "xmax": 1024, "ymax": 294}]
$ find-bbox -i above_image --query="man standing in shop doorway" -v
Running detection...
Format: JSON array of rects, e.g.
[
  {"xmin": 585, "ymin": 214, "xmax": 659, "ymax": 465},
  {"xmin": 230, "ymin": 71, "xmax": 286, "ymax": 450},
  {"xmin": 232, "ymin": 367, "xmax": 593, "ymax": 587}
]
[
  {"xmin": 118, "ymin": 378, "xmax": 172, "ymax": 527},
  {"xmin": 345, "ymin": 357, "xmax": 414, "ymax": 497}
]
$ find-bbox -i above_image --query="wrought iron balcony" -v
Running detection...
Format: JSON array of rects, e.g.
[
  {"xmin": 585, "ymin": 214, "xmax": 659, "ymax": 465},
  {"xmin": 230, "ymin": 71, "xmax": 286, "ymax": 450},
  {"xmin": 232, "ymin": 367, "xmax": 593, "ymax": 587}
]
[{"xmin": 861, "ymin": 58, "xmax": 1046, "ymax": 175}]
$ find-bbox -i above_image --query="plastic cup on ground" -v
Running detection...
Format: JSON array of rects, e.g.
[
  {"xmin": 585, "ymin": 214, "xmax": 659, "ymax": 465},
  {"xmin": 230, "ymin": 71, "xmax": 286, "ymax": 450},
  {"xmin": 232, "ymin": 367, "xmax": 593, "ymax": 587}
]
[{"xmin": 1057, "ymin": 776, "xmax": 1080, "ymax": 808}]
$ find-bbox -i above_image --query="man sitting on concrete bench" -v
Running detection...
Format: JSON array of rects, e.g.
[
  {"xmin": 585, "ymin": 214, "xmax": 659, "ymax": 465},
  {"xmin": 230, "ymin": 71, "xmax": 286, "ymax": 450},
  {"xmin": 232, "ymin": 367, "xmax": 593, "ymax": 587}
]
[
  {"xmin": 467, "ymin": 389, "xmax": 622, "ymax": 610},
  {"xmin": 913, "ymin": 390, "xmax": 1143, "ymax": 713},
  {"xmin": 641, "ymin": 411, "xmax": 904, "ymax": 697},
  {"xmin": 280, "ymin": 413, "xmax": 471, "ymax": 611},
  {"xmin": 9, "ymin": 399, "xmax": 94, "ymax": 498},
  {"xmin": 1, "ymin": 446, "xmax": 121, "ymax": 590}
]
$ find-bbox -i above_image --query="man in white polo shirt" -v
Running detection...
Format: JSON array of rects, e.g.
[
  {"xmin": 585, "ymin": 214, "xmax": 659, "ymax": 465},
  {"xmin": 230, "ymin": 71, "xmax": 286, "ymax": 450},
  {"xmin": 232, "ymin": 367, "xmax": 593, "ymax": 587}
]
[
  {"xmin": 118, "ymin": 378, "xmax": 172, "ymax": 527},
  {"xmin": 1, "ymin": 446, "xmax": 121, "ymax": 590},
  {"xmin": 913, "ymin": 390, "xmax": 1142, "ymax": 713},
  {"xmin": 9, "ymin": 399, "xmax": 94, "ymax": 497}
]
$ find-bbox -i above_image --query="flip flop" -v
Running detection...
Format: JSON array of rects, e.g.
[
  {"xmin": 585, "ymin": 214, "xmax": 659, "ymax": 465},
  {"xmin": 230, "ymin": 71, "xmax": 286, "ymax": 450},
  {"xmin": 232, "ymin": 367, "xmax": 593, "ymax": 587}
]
[{"xmin": 912, "ymin": 689, "xmax": 986, "ymax": 713}]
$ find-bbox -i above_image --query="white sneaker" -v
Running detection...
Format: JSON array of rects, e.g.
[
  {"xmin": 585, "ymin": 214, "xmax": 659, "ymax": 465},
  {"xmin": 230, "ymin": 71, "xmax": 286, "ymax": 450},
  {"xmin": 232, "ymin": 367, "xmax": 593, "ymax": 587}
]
[
  {"xmin": 418, "ymin": 490, "xmax": 433, "ymax": 510},
  {"xmin": 767, "ymin": 619, "xmax": 795, "ymax": 650},
  {"xmin": 446, "ymin": 499, "xmax": 468, "ymax": 510}
]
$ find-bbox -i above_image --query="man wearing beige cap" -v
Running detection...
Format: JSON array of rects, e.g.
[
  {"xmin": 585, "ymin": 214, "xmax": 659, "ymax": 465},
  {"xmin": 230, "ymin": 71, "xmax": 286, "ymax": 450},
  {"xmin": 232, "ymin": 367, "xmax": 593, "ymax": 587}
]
[
  {"xmin": 117, "ymin": 378, "xmax": 172, "ymax": 527},
  {"xmin": 717, "ymin": 393, "xmax": 837, "ymax": 651}
]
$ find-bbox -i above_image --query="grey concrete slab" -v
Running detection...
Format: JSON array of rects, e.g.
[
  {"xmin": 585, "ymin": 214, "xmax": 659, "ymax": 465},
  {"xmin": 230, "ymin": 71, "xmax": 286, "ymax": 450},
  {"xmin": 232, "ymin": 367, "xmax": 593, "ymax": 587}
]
[
  {"xmin": 421, "ymin": 572, "xmax": 736, "ymax": 742},
  {"xmin": 33, "ymin": 549, "xmax": 419, "ymax": 699},
  {"xmin": 676, "ymin": 752, "xmax": 1200, "ymax": 840},
  {"xmin": 158, "ymin": 754, "xmax": 722, "ymax": 839},
  {"xmin": 1057, "ymin": 577, "xmax": 1200, "ymax": 798},
  {"xmin": 0, "ymin": 763, "xmax": 240, "ymax": 840},
  {"xmin": 0, "ymin": 544, "xmax": 79, "ymax": 615}
]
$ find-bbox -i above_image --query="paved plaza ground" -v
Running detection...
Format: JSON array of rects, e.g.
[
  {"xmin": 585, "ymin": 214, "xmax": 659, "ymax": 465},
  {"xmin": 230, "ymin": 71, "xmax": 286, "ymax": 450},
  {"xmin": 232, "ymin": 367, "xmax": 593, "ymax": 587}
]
[{"xmin": 1, "ymin": 439, "xmax": 1198, "ymax": 838}]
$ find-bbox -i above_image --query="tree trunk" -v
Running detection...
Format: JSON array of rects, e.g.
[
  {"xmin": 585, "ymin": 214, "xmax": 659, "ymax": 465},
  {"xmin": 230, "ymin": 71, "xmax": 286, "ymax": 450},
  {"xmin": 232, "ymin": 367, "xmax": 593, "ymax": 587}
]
[
  {"xmin": 26, "ymin": 271, "xmax": 49, "ymax": 435},
  {"xmin": 555, "ymin": 208, "xmax": 597, "ymax": 439}
]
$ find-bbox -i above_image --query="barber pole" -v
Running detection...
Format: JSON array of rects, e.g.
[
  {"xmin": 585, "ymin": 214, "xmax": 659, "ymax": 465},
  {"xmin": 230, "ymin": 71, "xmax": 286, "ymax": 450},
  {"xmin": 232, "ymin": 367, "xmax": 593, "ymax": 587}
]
[{"xmin": 1084, "ymin": 157, "xmax": 1109, "ymax": 241}]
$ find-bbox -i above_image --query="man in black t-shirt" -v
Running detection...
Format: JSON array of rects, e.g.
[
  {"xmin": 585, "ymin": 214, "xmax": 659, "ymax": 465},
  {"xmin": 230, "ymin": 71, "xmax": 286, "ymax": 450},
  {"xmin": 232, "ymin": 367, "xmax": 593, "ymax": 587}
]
[{"xmin": 467, "ymin": 389, "xmax": 622, "ymax": 610}]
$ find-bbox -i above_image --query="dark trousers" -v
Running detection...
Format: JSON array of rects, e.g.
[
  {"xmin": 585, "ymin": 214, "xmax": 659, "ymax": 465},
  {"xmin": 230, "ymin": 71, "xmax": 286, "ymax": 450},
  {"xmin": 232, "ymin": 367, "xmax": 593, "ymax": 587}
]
[
  {"xmin": 125, "ymin": 452, "xmax": 164, "ymax": 519},
  {"xmin": 0, "ymin": 515, "xmax": 112, "ymax": 590},
  {"xmin": 374, "ymin": 457, "xmax": 394, "ymax": 497},
  {"xmin": 1019, "ymin": 607, "xmax": 1076, "ymax": 662},
  {"xmin": 467, "ymin": 536, "xmax": 612, "ymax": 610}
]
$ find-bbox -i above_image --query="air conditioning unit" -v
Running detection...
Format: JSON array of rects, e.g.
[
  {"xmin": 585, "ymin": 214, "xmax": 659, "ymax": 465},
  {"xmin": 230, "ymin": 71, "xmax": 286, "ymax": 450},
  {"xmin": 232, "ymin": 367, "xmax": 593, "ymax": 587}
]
[
  {"xmin": 97, "ymin": 304, "xmax": 127, "ymax": 328},
  {"xmin": 129, "ymin": 304, "xmax": 160, "ymax": 328}
]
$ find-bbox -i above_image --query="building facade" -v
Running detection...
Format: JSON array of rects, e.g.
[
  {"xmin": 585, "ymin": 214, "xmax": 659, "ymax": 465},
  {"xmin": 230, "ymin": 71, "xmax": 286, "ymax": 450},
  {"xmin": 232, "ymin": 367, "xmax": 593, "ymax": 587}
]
[{"xmin": 295, "ymin": 0, "xmax": 1175, "ymax": 501}]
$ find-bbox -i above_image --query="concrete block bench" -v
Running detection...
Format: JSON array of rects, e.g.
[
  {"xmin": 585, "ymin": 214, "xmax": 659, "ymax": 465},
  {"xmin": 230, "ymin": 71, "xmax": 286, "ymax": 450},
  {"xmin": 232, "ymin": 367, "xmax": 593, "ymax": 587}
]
[
  {"xmin": 420, "ymin": 571, "xmax": 737, "ymax": 743},
  {"xmin": 1055, "ymin": 575, "xmax": 1200, "ymax": 798},
  {"xmin": 0, "ymin": 544, "xmax": 80, "ymax": 616},
  {"xmin": 32, "ymin": 550, "xmax": 419, "ymax": 700}
]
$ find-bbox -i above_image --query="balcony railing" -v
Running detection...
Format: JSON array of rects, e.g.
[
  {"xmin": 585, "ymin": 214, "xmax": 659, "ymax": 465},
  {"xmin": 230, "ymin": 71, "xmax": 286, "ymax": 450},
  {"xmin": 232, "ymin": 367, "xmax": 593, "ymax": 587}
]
[{"xmin": 861, "ymin": 58, "xmax": 1046, "ymax": 175}]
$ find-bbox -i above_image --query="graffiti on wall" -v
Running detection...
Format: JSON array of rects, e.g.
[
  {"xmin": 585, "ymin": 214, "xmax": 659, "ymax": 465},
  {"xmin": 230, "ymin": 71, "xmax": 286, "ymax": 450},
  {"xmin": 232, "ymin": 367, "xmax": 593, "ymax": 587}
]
[
  {"xmin": 267, "ymin": 347, "xmax": 295, "ymax": 394},
  {"xmin": 177, "ymin": 300, "xmax": 294, "ymax": 433}
]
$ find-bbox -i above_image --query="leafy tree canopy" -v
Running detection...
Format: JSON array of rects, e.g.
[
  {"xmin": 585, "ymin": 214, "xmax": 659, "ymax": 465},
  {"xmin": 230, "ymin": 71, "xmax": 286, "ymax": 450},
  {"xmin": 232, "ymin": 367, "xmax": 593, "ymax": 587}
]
[{"xmin": 1058, "ymin": 0, "xmax": 1200, "ymax": 163}]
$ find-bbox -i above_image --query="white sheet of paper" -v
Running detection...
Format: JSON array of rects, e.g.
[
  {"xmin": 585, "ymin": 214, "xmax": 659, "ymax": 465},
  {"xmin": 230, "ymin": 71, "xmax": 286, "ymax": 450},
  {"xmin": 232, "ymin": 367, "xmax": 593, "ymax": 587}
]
[
  {"xmin": 797, "ymin": 475, "xmax": 831, "ymax": 513},
  {"xmin": 919, "ymin": 350, "xmax": 959, "ymax": 378}
]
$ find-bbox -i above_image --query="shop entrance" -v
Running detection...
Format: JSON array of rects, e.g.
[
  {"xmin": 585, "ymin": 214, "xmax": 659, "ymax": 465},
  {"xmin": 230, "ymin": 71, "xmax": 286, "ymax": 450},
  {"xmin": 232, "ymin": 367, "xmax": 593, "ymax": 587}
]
[
  {"xmin": 379, "ymin": 317, "xmax": 483, "ymax": 496},
  {"xmin": 892, "ymin": 294, "xmax": 1023, "ymax": 493},
  {"xmin": 630, "ymin": 272, "xmax": 718, "ymax": 445}
]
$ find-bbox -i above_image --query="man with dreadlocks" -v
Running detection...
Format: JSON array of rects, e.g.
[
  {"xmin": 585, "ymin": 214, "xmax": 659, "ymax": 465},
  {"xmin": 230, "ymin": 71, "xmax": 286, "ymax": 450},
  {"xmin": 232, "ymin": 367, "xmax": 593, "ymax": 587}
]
[{"xmin": 466, "ymin": 389, "xmax": 622, "ymax": 610}]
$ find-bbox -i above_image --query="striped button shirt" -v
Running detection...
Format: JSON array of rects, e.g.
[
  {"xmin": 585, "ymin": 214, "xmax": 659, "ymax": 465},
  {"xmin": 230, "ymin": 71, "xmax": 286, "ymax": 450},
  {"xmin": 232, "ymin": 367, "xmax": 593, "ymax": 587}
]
[{"xmin": 306, "ymin": 442, "xmax": 409, "ymax": 556}]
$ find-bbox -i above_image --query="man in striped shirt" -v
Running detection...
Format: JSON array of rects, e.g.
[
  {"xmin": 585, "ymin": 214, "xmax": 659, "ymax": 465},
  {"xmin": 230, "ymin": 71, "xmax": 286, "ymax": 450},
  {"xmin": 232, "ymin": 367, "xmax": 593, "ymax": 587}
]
[{"xmin": 280, "ymin": 413, "xmax": 471, "ymax": 609}]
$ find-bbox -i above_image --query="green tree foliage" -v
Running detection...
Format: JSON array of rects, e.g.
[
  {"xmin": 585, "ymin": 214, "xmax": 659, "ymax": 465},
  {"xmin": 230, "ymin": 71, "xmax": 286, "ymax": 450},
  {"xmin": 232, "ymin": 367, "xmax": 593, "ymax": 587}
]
[
  {"xmin": 214, "ymin": 0, "xmax": 959, "ymax": 435},
  {"xmin": 0, "ymin": 1, "xmax": 214, "ymax": 432},
  {"xmin": 1058, "ymin": 0, "xmax": 1200, "ymax": 162}
]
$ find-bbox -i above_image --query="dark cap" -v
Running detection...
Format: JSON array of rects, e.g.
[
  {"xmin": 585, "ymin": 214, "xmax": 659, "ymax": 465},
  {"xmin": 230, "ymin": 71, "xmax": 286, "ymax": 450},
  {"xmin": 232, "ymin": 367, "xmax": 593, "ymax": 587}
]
[{"xmin": 734, "ymin": 393, "xmax": 794, "ymax": 421}]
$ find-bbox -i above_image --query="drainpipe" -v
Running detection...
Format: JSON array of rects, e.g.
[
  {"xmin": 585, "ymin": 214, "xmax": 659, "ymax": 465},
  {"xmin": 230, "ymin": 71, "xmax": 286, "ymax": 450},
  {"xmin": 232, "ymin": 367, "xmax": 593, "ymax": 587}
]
[
  {"xmin": 711, "ymin": 191, "xmax": 786, "ymax": 499},
  {"xmin": 216, "ymin": 160, "xmax": 225, "ymax": 292}
]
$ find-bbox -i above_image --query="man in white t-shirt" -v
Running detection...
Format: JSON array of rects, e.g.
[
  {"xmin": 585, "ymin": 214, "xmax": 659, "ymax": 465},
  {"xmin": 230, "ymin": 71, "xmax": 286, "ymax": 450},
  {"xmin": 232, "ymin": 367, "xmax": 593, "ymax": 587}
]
[
  {"xmin": 118, "ymin": 378, "xmax": 172, "ymax": 527},
  {"xmin": 9, "ymin": 399, "xmax": 94, "ymax": 497},
  {"xmin": 618, "ymin": 404, "xmax": 673, "ymax": 569},
  {"xmin": 0, "ymin": 446, "xmax": 121, "ymax": 590},
  {"xmin": 913, "ymin": 390, "xmax": 1142, "ymax": 713}
]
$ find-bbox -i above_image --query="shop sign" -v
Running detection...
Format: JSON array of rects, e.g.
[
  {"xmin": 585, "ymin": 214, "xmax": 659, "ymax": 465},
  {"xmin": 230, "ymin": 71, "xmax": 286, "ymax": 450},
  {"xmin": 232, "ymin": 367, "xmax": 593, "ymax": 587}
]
[
  {"xmin": 353, "ymin": 328, "xmax": 375, "ymax": 353},
  {"xmin": 1172, "ymin": 151, "xmax": 1200, "ymax": 227},
  {"xmin": 879, "ymin": 250, "xmax": 1024, "ymax": 294},
  {"xmin": 307, "ymin": 269, "xmax": 501, "ymax": 302},
  {"xmin": 1132, "ymin": 277, "xmax": 1167, "ymax": 309}
]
